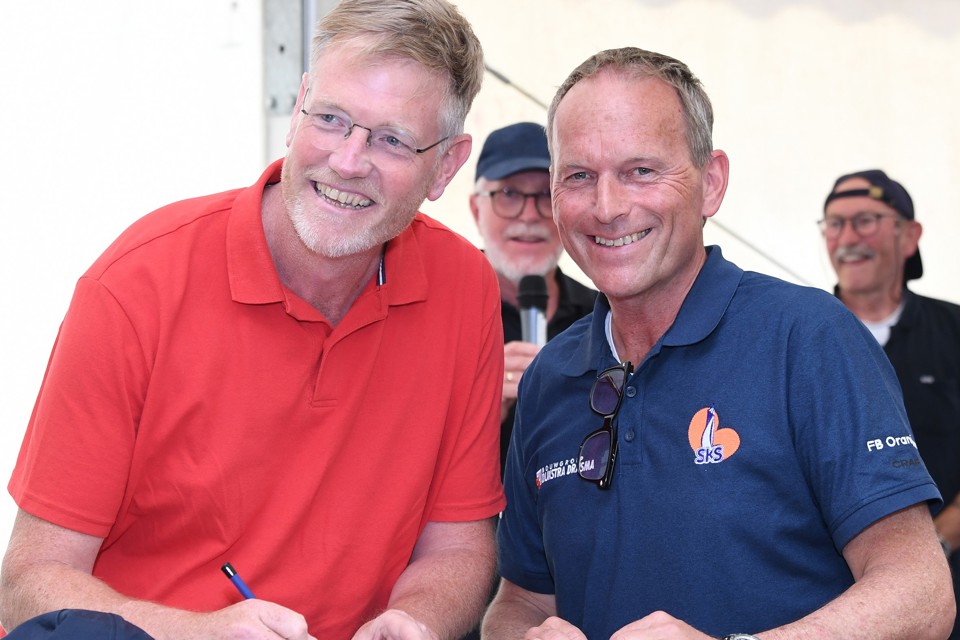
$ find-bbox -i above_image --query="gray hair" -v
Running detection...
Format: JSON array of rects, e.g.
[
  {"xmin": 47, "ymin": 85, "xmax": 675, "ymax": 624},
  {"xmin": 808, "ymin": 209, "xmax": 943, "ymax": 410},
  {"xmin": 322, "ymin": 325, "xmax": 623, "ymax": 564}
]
[
  {"xmin": 311, "ymin": 0, "xmax": 484, "ymax": 142},
  {"xmin": 547, "ymin": 47, "xmax": 714, "ymax": 167}
]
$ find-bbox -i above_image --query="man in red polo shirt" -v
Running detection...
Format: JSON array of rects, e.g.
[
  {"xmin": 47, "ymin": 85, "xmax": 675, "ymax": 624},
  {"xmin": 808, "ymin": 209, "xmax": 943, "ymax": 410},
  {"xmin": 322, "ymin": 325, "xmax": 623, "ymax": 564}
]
[{"xmin": 0, "ymin": 1, "xmax": 504, "ymax": 639}]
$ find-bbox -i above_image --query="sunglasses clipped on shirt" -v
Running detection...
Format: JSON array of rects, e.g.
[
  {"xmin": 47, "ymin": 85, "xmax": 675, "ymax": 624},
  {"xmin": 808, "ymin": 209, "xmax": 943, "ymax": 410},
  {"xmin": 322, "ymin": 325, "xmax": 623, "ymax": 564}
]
[{"xmin": 578, "ymin": 361, "xmax": 633, "ymax": 490}]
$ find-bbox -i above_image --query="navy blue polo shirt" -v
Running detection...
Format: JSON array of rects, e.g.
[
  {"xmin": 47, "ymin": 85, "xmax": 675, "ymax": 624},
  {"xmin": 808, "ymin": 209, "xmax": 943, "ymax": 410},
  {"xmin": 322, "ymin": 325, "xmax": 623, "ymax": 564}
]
[{"xmin": 498, "ymin": 246, "xmax": 939, "ymax": 639}]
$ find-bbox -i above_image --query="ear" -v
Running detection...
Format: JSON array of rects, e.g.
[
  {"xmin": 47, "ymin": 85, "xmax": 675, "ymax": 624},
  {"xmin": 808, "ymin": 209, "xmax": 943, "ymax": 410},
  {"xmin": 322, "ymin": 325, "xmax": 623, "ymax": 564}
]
[
  {"xmin": 286, "ymin": 73, "xmax": 310, "ymax": 148},
  {"xmin": 468, "ymin": 192, "xmax": 481, "ymax": 225},
  {"xmin": 426, "ymin": 134, "xmax": 473, "ymax": 202},
  {"xmin": 901, "ymin": 219, "xmax": 923, "ymax": 257},
  {"xmin": 700, "ymin": 150, "xmax": 730, "ymax": 220}
]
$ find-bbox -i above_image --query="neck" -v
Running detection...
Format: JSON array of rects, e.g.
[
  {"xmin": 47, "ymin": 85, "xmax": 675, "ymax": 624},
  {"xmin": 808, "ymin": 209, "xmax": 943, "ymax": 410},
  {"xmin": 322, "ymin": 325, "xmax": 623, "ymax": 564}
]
[
  {"xmin": 608, "ymin": 295, "xmax": 681, "ymax": 366},
  {"xmin": 262, "ymin": 184, "xmax": 382, "ymax": 326},
  {"xmin": 839, "ymin": 283, "xmax": 904, "ymax": 323},
  {"xmin": 608, "ymin": 255, "xmax": 705, "ymax": 365}
]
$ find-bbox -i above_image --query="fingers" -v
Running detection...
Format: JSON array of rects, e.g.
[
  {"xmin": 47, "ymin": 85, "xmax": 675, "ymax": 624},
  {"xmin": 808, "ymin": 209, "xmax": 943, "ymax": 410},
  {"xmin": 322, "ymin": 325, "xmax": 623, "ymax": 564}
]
[
  {"xmin": 256, "ymin": 601, "xmax": 311, "ymax": 640},
  {"xmin": 524, "ymin": 616, "xmax": 588, "ymax": 640},
  {"xmin": 351, "ymin": 609, "xmax": 437, "ymax": 640},
  {"xmin": 503, "ymin": 341, "xmax": 542, "ymax": 395},
  {"xmin": 215, "ymin": 600, "xmax": 312, "ymax": 640}
]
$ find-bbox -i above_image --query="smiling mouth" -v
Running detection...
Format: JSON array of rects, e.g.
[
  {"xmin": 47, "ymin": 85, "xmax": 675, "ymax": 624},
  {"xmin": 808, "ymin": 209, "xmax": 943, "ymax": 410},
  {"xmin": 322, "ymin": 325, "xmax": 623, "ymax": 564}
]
[
  {"xmin": 593, "ymin": 229, "xmax": 650, "ymax": 247},
  {"xmin": 315, "ymin": 182, "xmax": 373, "ymax": 209}
]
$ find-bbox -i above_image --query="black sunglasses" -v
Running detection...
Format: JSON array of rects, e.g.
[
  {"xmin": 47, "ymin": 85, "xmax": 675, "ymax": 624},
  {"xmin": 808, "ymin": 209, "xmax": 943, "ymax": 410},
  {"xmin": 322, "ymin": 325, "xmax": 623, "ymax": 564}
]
[{"xmin": 578, "ymin": 361, "xmax": 633, "ymax": 490}]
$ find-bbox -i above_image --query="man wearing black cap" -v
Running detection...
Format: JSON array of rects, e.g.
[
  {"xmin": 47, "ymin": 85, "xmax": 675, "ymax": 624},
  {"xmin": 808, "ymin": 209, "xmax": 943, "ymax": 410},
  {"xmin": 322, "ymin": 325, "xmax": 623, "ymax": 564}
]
[
  {"xmin": 469, "ymin": 122, "xmax": 597, "ymax": 472},
  {"xmin": 822, "ymin": 169, "xmax": 960, "ymax": 639}
]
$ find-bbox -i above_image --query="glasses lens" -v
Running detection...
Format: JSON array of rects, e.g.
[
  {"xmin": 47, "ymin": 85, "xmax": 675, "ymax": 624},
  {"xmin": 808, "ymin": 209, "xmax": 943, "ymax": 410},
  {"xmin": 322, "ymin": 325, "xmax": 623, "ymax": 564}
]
[
  {"xmin": 579, "ymin": 429, "xmax": 610, "ymax": 481},
  {"xmin": 854, "ymin": 214, "xmax": 880, "ymax": 236},
  {"xmin": 590, "ymin": 368, "xmax": 626, "ymax": 415},
  {"xmin": 535, "ymin": 193, "xmax": 553, "ymax": 217},
  {"xmin": 491, "ymin": 191, "xmax": 523, "ymax": 218}
]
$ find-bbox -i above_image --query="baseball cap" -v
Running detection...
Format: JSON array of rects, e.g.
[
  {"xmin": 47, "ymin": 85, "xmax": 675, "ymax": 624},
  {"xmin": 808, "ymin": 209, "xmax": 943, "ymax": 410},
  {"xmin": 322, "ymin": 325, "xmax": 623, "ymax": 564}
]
[
  {"xmin": 824, "ymin": 169, "xmax": 922, "ymax": 280},
  {"xmin": 475, "ymin": 122, "xmax": 550, "ymax": 182}
]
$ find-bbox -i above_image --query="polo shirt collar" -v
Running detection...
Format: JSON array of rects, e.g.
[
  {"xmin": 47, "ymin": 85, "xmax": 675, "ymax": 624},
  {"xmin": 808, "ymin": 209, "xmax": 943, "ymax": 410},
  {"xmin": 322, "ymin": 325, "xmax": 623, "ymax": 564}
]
[
  {"xmin": 227, "ymin": 159, "xmax": 429, "ymax": 310},
  {"xmin": 227, "ymin": 159, "xmax": 286, "ymax": 305},
  {"xmin": 560, "ymin": 245, "xmax": 742, "ymax": 377}
]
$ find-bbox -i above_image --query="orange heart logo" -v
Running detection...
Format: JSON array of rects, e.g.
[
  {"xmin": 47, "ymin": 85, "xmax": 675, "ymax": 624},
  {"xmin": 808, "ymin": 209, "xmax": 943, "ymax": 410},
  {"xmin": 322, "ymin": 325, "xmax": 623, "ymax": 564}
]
[{"xmin": 687, "ymin": 406, "xmax": 740, "ymax": 461}]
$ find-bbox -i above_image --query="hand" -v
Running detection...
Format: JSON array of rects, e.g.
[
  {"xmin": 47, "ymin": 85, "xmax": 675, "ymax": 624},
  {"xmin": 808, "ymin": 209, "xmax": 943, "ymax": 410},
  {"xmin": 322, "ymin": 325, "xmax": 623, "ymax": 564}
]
[
  {"xmin": 501, "ymin": 341, "xmax": 542, "ymax": 420},
  {"xmin": 609, "ymin": 611, "xmax": 712, "ymax": 640},
  {"xmin": 522, "ymin": 616, "xmax": 588, "ymax": 640},
  {"xmin": 183, "ymin": 600, "xmax": 316, "ymax": 640},
  {"xmin": 351, "ymin": 609, "xmax": 438, "ymax": 640},
  {"xmin": 935, "ymin": 501, "xmax": 960, "ymax": 554}
]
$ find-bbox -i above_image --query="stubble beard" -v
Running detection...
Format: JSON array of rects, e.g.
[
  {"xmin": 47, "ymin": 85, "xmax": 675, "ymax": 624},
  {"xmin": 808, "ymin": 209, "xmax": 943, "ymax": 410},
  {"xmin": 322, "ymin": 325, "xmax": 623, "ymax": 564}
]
[
  {"xmin": 280, "ymin": 167, "xmax": 428, "ymax": 258},
  {"xmin": 481, "ymin": 223, "xmax": 563, "ymax": 284}
]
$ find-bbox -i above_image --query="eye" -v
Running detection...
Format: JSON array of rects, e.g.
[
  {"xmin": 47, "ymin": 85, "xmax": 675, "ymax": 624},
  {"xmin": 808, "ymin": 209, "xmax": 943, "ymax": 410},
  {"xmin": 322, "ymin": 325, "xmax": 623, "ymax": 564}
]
[
  {"xmin": 374, "ymin": 130, "xmax": 417, "ymax": 154},
  {"xmin": 309, "ymin": 112, "xmax": 345, "ymax": 129},
  {"xmin": 381, "ymin": 134, "xmax": 405, "ymax": 149},
  {"xmin": 633, "ymin": 167, "xmax": 652, "ymax": 176}
]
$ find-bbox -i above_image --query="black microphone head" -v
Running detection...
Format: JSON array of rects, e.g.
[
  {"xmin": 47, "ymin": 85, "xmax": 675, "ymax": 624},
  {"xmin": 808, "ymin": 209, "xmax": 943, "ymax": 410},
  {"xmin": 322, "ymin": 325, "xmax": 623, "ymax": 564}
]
[{"xmin": 517, "ymin": 274, "xmax": 548, "ymax": 311}]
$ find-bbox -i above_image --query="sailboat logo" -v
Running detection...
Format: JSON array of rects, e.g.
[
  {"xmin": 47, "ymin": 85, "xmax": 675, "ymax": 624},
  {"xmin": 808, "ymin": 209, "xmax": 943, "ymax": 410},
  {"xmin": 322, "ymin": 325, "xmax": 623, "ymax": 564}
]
[{"xmin": 687, "ymin": 406, "xmax": 741, "ymax": 464}]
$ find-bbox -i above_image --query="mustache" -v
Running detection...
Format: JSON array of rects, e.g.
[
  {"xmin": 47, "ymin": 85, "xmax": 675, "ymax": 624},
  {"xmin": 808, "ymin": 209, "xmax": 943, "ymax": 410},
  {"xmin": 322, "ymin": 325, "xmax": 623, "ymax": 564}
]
[
  {"xmin": 307, "ymin": 170, "xmax": 381, "ymax": 203},
  {"xmin": 503, "ymin": 221, "xmax": 553, "ymax": 241},
  {"xmin": 833, "ymin": 245, "xmax": 876, "ymax": 263}
]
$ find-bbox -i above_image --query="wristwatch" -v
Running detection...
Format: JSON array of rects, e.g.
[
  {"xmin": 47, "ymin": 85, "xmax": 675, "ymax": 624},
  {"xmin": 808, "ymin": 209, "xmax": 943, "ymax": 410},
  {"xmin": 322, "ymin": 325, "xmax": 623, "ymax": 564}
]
[{"xmin": 721, "ymin": 635, "xmax": 760, "ymax": 640}]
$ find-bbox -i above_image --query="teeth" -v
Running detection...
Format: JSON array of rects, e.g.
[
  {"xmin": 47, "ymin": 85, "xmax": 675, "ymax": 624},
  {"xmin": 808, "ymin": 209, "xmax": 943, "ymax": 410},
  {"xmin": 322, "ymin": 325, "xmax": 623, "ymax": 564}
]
[
  {"xmin": 594, "ymin": 229, "xmax": 649, "ymax": 247},
  {"xmin": 316, "ymin": 183, "xmax": 372, "ymax": 208}
]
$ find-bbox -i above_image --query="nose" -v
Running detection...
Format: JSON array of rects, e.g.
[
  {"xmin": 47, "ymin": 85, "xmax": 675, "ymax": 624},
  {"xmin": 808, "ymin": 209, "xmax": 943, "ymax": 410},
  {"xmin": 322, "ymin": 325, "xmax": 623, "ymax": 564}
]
[
  {"xmin": 594, "ymin": 174, "xmax": 628, "ymax": 224},
  {"xmin": 344, "ymin": 123, "xmax": 373, "ymax": 147},
  {"xmin": 517, "ymin": 194, "xmax": 543, "ymax": 221},
  {"xmin": 328, "ymin": 124, "xmax": 374, "ymax": 178}
]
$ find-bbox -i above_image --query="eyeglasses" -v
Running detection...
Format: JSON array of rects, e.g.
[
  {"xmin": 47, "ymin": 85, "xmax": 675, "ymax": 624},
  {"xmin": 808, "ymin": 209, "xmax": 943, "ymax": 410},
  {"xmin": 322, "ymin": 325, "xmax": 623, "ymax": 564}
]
[
  {"xmin": 579, "ymin": 361, "xmax": 633, "ymax": 490},
  {"xmin": 299, "ymin": 88, "xmax": 448, "ymax": 161},
  {"xmin": 817, "ymin": 212, "xmax": 900, "ymax": 239},
  {"xmin": 476, "ymin": 188, "xmax": 552, "ymax": 219}
]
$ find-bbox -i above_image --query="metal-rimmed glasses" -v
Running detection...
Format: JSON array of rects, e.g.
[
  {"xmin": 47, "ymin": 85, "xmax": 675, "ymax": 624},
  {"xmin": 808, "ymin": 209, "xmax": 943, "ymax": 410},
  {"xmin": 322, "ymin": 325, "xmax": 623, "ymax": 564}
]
[
  {"xmin": 476, "ymin": 188, "xmax": 552, "ymax": 219},
  {"xmin": 817, "ymin": 212, "xmax": 900, "ymax": 239},
  {"xmin": 299, "ymin": 88, "xmax": 448, "ymax": 161},
  {"xmin": 578, "ymin": 361, "xmax": 633, "ymax": 490}
]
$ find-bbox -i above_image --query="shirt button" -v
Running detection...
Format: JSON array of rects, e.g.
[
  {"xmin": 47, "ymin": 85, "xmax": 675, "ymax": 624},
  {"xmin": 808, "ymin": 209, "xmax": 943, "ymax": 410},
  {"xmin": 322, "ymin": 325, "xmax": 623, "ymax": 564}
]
[
  {"xmin": 625, "ymin": 386, "xmax": 637, "ymax": 398},
  {"xmin": 623, "ymin": 430, "xmax": 636, "ymax": 442}
]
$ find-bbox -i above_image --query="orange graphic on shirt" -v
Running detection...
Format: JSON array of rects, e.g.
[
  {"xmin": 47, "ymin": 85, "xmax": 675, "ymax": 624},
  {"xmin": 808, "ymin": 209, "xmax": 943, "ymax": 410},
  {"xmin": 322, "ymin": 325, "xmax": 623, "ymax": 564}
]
[{"xmin": 687, "ymin": 406, "xmax": 741, "ymax": 464}]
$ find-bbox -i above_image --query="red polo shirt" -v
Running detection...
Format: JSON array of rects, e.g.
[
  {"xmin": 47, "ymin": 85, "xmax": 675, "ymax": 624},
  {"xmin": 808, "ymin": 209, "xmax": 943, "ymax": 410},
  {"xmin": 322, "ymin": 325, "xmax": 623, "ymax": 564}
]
[{"xmin": 9, "ymin": 159, "xmax": 505, "ymax": 638}]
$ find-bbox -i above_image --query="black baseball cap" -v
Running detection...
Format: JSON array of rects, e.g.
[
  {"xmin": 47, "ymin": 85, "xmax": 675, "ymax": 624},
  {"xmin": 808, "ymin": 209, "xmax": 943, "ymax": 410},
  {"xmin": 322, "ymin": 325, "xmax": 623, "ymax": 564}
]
[
  {"xmin": 475, "ymin": 122, "xmax": 550, "ymax": 182},
  {"xmin": 824, "ymin": 169, "xmax": 922, "ymax": 280}
]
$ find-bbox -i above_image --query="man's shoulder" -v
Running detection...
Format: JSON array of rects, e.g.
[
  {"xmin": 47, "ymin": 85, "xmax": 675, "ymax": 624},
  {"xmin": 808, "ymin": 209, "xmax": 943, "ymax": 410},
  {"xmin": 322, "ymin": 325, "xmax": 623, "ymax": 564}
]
[
  {"xmin": 906, "ymin": 288, "xmax": 960, "ymax": 317},
  {"xmin": 902, "ymin": 288, "xmax": 960, "ymax": 336},
  {"xmin": 736, "ymin": 270, "xmax": 847, "ymax": 317},
  {"xmin": 86, "ymin": 188, "xmax": 244, "ymax": 279}
]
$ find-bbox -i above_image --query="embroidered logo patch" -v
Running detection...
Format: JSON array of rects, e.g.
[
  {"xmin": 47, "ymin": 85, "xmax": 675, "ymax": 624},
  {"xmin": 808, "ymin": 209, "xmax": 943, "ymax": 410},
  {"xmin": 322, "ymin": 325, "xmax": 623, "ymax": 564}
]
[{"xmin": 688, "ymin": 406, "xmax": 740, "ymax": 464}]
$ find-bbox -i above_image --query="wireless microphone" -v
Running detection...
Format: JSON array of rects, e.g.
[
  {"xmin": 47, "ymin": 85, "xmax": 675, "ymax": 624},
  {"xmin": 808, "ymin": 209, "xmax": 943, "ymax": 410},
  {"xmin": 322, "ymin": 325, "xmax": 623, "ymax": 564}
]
[{"xmin": 517, "ymin": 275, "xmax": 548, "ymax": 347}]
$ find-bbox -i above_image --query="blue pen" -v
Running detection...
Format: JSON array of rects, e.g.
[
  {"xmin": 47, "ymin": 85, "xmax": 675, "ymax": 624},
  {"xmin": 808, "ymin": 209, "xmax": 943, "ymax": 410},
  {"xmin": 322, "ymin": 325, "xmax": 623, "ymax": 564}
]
[{"xmin": 221, "ymin": 562, "xmax": 256, "ymax": 599}]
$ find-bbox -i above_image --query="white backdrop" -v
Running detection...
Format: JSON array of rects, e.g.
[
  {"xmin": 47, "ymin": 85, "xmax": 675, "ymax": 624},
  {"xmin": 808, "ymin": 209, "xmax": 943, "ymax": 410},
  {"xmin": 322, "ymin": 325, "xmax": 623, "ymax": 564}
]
[{"xmin": 2, "ymin": 0, "xmax": 959, "ymax": 559}]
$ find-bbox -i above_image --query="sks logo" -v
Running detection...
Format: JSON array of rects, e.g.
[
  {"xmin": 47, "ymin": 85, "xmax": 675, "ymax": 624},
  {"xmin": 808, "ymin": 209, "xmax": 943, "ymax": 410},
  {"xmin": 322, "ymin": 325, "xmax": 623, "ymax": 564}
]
[{"xmin": 688, "ymin": 406, "xmax": 741, "ymax": 464}]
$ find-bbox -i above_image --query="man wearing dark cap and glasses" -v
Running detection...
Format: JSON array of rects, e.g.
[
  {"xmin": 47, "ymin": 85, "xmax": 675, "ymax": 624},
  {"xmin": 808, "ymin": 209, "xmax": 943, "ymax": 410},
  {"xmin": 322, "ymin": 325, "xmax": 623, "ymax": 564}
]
[
  {"xmin": 822, "ymin": 169, "xmax": 960, "ymax": 640},
  {"xmin": 469, "ymin": 122, "xmax": 597, "ymax": 472}
]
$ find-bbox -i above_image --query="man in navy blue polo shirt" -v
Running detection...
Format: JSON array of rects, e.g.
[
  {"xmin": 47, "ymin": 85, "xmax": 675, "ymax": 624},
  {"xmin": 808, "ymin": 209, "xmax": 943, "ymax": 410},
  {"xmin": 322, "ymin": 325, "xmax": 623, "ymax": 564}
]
[{"xmin": 482, "ymin": 47, "xmax": 954, "ymax": 640}]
